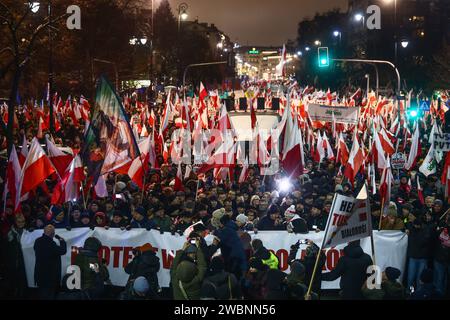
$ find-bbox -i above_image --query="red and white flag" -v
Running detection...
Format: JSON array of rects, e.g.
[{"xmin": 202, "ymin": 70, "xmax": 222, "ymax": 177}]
[
  {"xmin": 17, "ymin": 138, "xmax": 56, "ymax": 203},
  {"xmin": 344, "ymin": 134, "xmax": 364, "ymax": 185},
  {"xmin": 379, "ymin": 156, "xmax": 393, "ymax": 208},
  {"xmin": 51, "ymin": 155, "xmax": 84, "ymax": 204},
  {"xmin": 46, "ymin": 136, "xmax": 72, "ymax": 177},
  {"xmin": 336, "ymin": 132, "xmax": 349, "ymax": 165},
  {"xmin": 417, "ymin": 176, "xmax": 424, "ymax": 205},
  {"xmin": 174, "ymin": 162, "xmax": 184, "ymax": 191},
  {"xmin": 281, "ymin": 102, "xmax": 304, "ymax": 177},
  {"xmin": 404, "ymin": 122, "xmax": 421, "ymax": 170},
  {"xmin": 239, "ymin": 157, "xmax": 249, "ymax": 183}
]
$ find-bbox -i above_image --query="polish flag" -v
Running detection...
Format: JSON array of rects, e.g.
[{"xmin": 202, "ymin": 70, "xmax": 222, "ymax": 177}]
[
  {"xmin": 199, "ymin": 82, "xmax": 208, "ymax": 113},
  {"xmin": 18, "ymin": 136, "xmax": 29, "ymax": 167},
  {"xmin": 174, "ymin": 162, "xmax": 184, "ymax": 191},
  {"xmin": 344, "ymin": 134, "xmax": 364, "ymax": 185},
  {"xmin": 148, "ymin": 109, "xmax": 156, "ymax": 127},
  {"xmin": 51, "ymin": 155, "xmax": 84, "ymax": 204},
  {"xmin": 159, "ymin": 93, "xmax": 172, "ymax": 138},
  {"xmin": 46, "ymin": 136, "xmax": 72, "ymax": 177},
  {"xmin": 128, "ymin": 136, "xmax": 152, "ymax": 189},
  {"xmin": 37, "ymin": 116, "xmax": 44, "ymax": 139},
  {"xmin": 314, "ymin": 133, "xmax": 325, "ymax": 163},
  {"xmin": 336, "ymin": 132, "xmax": 349, "ymax": 165},
  {"xmin": 379, "ymin": 156, "xmax": 393, "ymax": 208},
  {"xmin": 281, "ymin": 103, "xmax": 304, "ymax": 178},
  {"xmin": 17, "ymin": 138, "xmax": 56, "ymax": 203},
  {"xmin": 239, "ymin": 157, "xmax": 249, "ymax": 183},
  {"xmin": 441, "ymin": 152, "xmax": 450, "ymax": 199},
  {"xmin": 372, "ymin": 126, "xmax": 388, "ymax": 169},
  {"xmin": 378, "ymin": 129, "xmax": 395, "ymax": 155},
  {"xmin": 140, "ymin": 124, "xmax": 149, "ymax": 138},
  {"xmin": 417, "ymin": 177, "xmax": 424, "ymax": 205},
  {"xmin": 3, "ymin": 145, "xmax": 21, "ymax": 212},
  {"xmin": 322, "ymin": 132, "xmax": 335, "ymax": 161},
  {"xmin": 404, "ymin": 122, "xmax": 421, "ymax": 170}
]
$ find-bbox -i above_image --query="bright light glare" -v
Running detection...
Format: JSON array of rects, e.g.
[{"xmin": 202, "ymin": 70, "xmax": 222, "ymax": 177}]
[
  {"xmin": 354, "ymin": 13, "xmax": 363, "ymax": 21},
  {"xmin": 410, "ymin": 110, "xmax": 418, "ymax": 117},
  {"xmin": 30, "ymin": 2, "xmax": 40, "ymax": 13},
  {"xmin": 278, "ymin": 178, "xmax": 292, "ymax": 193}
]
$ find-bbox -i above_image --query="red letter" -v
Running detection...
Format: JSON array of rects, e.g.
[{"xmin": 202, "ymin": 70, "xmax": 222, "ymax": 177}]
[
  {"xmin": 162, "ymin": 249, "xmax": 175, "ymax": 269},
  {"xmin": 123, "ymin": 247, "xmax": 133, "ymax": 268},
  {"xmin": 276, "ymin": 249, "xmax": 289, "ymax": 271},
  {"xmin": 326, "ymin": 248, "xmax": 340, "ymax": 271},
  {"xmin": 111, "ymin": 247, "xmax": 123, "ymax": 268}
]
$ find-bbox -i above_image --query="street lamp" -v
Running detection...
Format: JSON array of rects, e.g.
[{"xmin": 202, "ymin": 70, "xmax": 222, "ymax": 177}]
[
  {"xmin": 354, "ymin": 13, "xmax": 364, "ymax": 22},
  {"xmin": 333, "ymin": 30, "xmax": 341, "ymax": 37},
  {"xmin": 400, "ymin": 40, "xmax": 409, "ymax": 48},
  {"xmin": 29, "ymin": 2, "xmax": 40, "ymax": 13},
  {"xmin": 305, "ymin": 46, "xmax": 310, "ymax": 51},
  {"xmin": 177, "ymin": 2, "xmax": 189, "ymax": 31},
  {"xmin": 314, "ymin": 40, "xmax": 321, "ymax": 46},
  {"xmin": 140, "ymin": 37, "xmax": 148, "ymax": 45},
  {"xmin": 297, "ymin": 51, "xmax": 302, "ymax": 56}
]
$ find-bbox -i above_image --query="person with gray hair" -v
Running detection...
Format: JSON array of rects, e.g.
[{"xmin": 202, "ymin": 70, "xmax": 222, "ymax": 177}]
[{"xmin": 33, "ymin": 225, "xmax": 67, "ymax": 300}]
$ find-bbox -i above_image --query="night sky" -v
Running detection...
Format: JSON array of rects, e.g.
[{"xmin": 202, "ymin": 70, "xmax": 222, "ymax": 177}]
[{"xmin": 167, "ymin": 0, "xmax": 348, "ymax": 46}]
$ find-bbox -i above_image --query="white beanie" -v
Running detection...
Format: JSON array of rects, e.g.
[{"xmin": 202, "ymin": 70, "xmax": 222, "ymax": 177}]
[
  {"xmin": 115, "ymin": 181, "xmax": 126, "ymax": 192},
  {"xmin": 236, "ymin": 214, "xmax": 249, "ymax": 225}
]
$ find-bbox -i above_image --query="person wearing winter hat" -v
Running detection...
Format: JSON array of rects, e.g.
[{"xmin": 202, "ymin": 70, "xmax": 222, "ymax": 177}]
[
  {"xmin": 380, "ymin": 267, "xmax": 406, "ymax": 300},
  {"xmin": 257, "ymin": 205, "xmax": 284, "ymax": 231},
  {"xmin": 79, "ymin": 211, "xmax": 92, "ymax": 228},
  {"xmin": 119, "ymin": 276, "xmax": 151, "ymax": 300},
  {"xmin": 108, "ymin": 211, "xmax": 126, "ymax": 229},
  {"xmin": 285, "ymin": 205, "xmax": 308, "ymax": 234},
  {"xmin": 202, "ymin": 256, "xmax": 241, "ymax": 300},
  {"xmin": 251, "ymin": 239, "xmax": 279, "ymax": 270},
  {"xmin": 129, "ymin": 206, "xmax": 155, "ymax": 230},
  {"xmin": 48, "ymin": 206, "xmax": 67, "ymax": 229},
  {"xmin": 211, "ymin": 208, "xmax": 226, "ymax": 229},
  {"xmin": 115, "ymin": 181, "xmax": 127, "ymax": 193},
  {"xmin": 170, "ymin": 240, "xmax": 207, "ymax": 300},
  {"xmin": 380, "ymin": 202, "xmax": 405, "ymax": 230},
  {"xmin": 235, "ymin": 213, "xmax": 250, "ymax": 231},
  {"xmin": 93, "ymin": 212, "xmax": 108, "ymax": 228}
]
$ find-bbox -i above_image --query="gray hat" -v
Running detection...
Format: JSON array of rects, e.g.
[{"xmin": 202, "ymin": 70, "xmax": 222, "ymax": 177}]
[{"xmin": 133, "ymin": 276, "xmax": 149, "ymax": 294}]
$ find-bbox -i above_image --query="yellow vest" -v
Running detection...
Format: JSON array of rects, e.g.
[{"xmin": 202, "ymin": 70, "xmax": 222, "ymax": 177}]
[{"xmin": 262, "ymin": 251, "xmax": 279, "ymax": 270}]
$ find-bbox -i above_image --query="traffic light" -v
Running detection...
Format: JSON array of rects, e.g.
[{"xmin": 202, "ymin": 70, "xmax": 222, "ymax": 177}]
[{"xmin": 318, "ymin": 47, "xmax": 329, "ymax": 68}]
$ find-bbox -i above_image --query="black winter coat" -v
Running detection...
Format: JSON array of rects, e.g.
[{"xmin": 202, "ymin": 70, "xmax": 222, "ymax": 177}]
[
  {"xmin": 407, "ymin": 226, "xmax": 433, "ymax": 259},
  {"xmin": 203, "ymin": 271, "xmax": 241, "ymax": 299},
  {"xmin": 125, "ymin": 251, "xmax": 161, "ymax": 297},
  {"xmin": 33, "ymin": 234, "xmax": 67, "ymax": 288},
  {"xmin": 321, "ymin": 244, "xmax": 373, "ymax": 300}
]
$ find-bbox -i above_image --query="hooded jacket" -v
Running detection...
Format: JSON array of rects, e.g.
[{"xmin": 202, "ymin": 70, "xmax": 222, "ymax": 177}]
[
  {"xmin": 215, "ymin": 221, "xmax": 248, "ymax": 274},
  {"xmin": 321, "ymin": 243, "xmax": 373, "ymax": 300},
  {"xmin": 125, "ymin": 250, "xmax": 160, "ymax": 298},
  {"xmin": 171, "ymin": 249, "xmax": 207, "ymax": 300}
]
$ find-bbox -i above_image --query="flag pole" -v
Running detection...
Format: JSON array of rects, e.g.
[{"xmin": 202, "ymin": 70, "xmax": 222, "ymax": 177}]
[
  {"xmin": 80, "ymin": 181, "xmax": 87, "ymax": 210},
  {"xmin": 378, "ymin": 198, "xmax": 385, "ymax": 230},
  {"xmin": 305, "ymin": 192, "xmax": 337, "ymax": 298}
]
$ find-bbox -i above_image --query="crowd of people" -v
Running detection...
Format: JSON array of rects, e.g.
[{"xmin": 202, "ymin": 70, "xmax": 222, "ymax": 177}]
[{"xmin": 0, "ymin": 82, "xmax": 449, "ymax": 300}]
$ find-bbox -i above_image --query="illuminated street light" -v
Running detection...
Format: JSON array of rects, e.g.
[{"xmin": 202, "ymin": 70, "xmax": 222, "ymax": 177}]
[
  {"xmin": 400, "ymin": 40, "xmax": 409, "ymax": 48},
  {"xmin": 29, "ymin": 2, "xmax": 40, "ymax": 13},
  {"xmin": 180, "ymin": 10, "xmax": 188, "ymax": 20},
  {"xmin": 140, "ymin": 37, "xmax": 148, "ymax": 45},
  {"xmin": 333, "ymin": 30, "xmax": 341, "ymax": 37},
  {"xmin": 305, "ymin": 46, "xmax": 310, "ymax": 51},
  {"xmin": 314, "ymin": 40, "xmax": 321, "ymax": 46}
]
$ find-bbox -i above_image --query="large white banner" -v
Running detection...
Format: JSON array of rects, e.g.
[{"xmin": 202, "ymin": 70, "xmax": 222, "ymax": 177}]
[
  {"xmin": 21, "ymin": 229, "xmax": 407, "ymax": 290},
  {"xmin": 307, "ymin": 104, "xmax": 359, "ymax": 124}
]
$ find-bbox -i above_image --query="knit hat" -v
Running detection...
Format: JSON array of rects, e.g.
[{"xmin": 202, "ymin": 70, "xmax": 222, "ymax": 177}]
[
  {"xmin": 386, "ymin": 202, "xmax": 398, "ymax": 217},
  {"xmin": 133, "ymin": 276, "xmax": 150, "ymax": 294},
  {"xmin": 134, "ymin": 206, "xmax": 146, "ymax": 216},
  {"xmin": 385, "ymin": 267, "xmax": 401, "ymax": 281},
  {"xmin": 236, "ymin": 213, "xmax": 248, "ymax": 225},
  {"xmin": 211, "ymin": 208, "xmax": 226, "ymax": 228},
  {"xmin": 115, "ymin": 181, "xmax": 126, "ymax": 192},
  {"xmin": 284, "ymin": 205, "xmax": 296, "ymax": 219}
]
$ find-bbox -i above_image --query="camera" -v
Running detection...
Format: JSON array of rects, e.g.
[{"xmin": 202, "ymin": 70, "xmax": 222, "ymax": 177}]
[{"xmin": 299, "ymin": 239, "xmax": 309, "ymax": 245}]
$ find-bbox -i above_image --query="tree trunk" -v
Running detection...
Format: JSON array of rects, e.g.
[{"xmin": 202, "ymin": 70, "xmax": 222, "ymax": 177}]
[{"xmin": 7, "ymin": 66, "xmax": 22, "ymax": 157}]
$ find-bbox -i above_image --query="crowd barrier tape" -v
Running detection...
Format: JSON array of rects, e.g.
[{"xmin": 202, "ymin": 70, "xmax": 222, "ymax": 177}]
[{"xmin": 21, "ymin": 228, "xmax": 408, "ymax": 289}]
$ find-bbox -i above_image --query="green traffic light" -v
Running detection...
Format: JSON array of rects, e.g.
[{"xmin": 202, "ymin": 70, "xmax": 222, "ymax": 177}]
[{"xmin": 318, "ymin": 47, "xmax": 329, "ymax": 68}]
